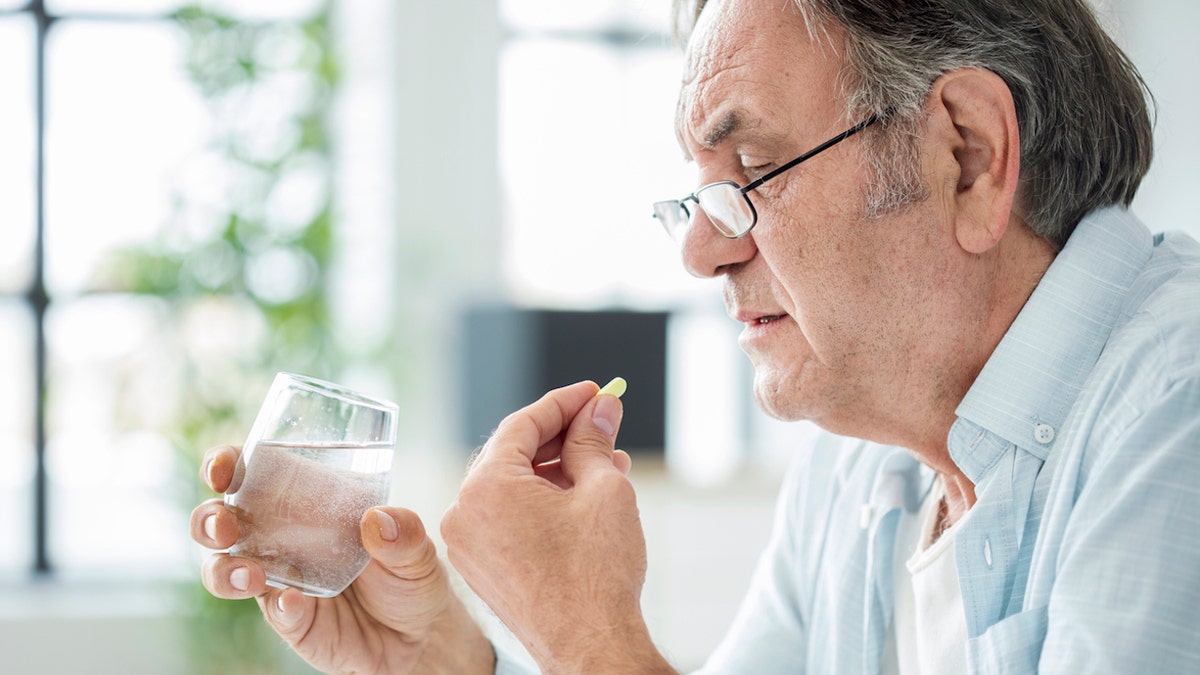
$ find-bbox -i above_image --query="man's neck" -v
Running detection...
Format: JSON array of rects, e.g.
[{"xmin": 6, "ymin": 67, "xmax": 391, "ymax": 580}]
[
  {"xmin": 941, "ymin": 470, "xmax": 977, "ymax": 526},
  {"xmin": 918, "ymin": 218, "xmax": 1057, "ymax": 524}
]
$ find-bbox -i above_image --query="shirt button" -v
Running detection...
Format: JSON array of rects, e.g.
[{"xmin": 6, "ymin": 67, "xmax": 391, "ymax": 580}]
[
  {"xmin": 859, "ymin": 504, "xmax": 873, "ymax": 530},
  {"xmin": 1034, "ymin": 423, "xmax": 1056, "ymax": 444}
]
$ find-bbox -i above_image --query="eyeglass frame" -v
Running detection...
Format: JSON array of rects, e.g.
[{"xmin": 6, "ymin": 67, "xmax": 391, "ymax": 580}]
[{"xmin": 653, "ymin": 112, "xmax": 884, "ymax": 239}]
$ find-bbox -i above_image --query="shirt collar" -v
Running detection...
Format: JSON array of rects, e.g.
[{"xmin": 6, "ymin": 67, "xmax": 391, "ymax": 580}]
[{"xmin": 950, "ymin": 206, "xmax": 1154, "ymax": 481}]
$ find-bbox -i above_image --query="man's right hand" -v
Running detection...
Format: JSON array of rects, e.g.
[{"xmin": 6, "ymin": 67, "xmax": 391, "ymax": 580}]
[{"xmin": 189, "ymin": 444, "xmax": 494, "ymax": 675}]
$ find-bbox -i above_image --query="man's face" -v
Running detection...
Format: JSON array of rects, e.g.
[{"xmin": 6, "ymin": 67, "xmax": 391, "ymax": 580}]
[{"xmin": 676, "ymin": 0, "xmax": 955, "ymax": 438}]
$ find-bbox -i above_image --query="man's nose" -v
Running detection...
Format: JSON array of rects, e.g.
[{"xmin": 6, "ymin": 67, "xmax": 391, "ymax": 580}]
[{"xmin": 680, "ymin": 209, "xmax": 757, "ymax": 278}]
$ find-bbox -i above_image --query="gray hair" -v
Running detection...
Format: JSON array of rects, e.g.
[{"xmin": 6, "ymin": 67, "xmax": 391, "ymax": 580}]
[{"xmin": 674, "ymin": 0, "xmax": 1155, "ymax": 247}]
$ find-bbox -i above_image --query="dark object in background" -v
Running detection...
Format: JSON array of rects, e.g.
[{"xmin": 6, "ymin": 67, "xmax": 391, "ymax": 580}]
[{"xmin": 461, "ymin": 306, "xmax": 668, "ymax": 454}]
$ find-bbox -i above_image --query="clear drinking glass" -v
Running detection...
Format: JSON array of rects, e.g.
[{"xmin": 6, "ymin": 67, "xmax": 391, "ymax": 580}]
[{"xmin": 224, "ymin": 372, "xmax": 398, "ymax": 597}]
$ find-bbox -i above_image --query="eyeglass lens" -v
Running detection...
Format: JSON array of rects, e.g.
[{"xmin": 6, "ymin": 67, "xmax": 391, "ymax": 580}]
[
  {"xmin": 652, "ymin": 200, "xmax": 690, "ymax": 240},
  {"xmin": 696, "ymin": 182, "xmax": 754, "ymax": 237}
]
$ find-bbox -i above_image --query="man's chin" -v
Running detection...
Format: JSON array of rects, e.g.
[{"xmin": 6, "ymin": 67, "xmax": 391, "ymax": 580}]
[{"xmin": 751, "ymin": 376, "xmax": 811, "ymax": 423}]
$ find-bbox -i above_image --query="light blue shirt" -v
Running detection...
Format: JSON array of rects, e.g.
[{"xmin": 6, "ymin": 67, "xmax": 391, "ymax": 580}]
[{"xmin": 493, "ymin": 206, "xmax": 1200, "ymax": 673}]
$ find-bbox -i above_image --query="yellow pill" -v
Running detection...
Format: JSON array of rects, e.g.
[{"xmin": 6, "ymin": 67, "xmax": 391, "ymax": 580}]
[{"xmin": 597, "ymin": 377, "xmax": 627, "ymax": 399}]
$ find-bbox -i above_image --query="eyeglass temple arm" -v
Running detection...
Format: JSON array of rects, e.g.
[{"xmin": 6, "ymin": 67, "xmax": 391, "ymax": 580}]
[{"xmin": 740, "ymin": 113, "xmax": 884, "ymax": 194}]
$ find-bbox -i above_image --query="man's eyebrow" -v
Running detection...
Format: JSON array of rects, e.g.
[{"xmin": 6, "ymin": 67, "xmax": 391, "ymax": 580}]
[
  {"xmin": 701, "ymin": 109, "xmax": 745, "ymax": 149},
  {"xmin": 674, "ymin": 106, "xmax": 754, "ymax": 161}
]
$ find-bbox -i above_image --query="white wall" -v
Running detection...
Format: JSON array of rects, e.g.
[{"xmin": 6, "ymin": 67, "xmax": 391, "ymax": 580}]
[{"xmin": 1112, "ymin": 0, "xmax": 1200, "ymax": 239}]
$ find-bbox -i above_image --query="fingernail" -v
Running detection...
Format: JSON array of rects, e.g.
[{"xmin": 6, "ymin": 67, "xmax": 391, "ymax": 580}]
[
  {"xmin": 208, "ymin": 461, "xmax": 219, "ymax": 486},
  {"xmin": 203, "ymin": 514, "xmax": 218, "ymax": 542},
  {"xmin": 230, "ymin": 566, "xmax": 249, "ymax": 592},
  {"xmin": 593, "ymin": 394, "xmax": 622, "ymax": 437},
  {"xmin": 275, "ymin": 593, "xmax": 299, "ymax": 627},
  {"xmin": 375, "ymin": 509, "xmax": 398, "ymax": 542}
]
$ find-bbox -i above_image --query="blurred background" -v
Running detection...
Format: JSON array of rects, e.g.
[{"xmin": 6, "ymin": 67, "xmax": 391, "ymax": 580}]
[{"xmin": 0, "ymin": 0, "xmax": 1196, "ymax": 672}]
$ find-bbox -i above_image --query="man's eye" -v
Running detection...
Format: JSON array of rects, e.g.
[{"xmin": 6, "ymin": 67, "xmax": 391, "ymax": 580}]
[{"xmin": 743, "ymin": 164, "xmax": 772, "ymax": 181}]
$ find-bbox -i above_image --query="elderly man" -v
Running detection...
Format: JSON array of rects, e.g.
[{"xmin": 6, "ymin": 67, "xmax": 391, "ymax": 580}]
[{"xmin": 192, "ymin": 0, "xmax": 1200, "ymax": 672}]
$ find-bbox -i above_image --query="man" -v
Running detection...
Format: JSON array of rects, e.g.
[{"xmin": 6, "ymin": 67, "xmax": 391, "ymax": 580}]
[{"xmin": 192, "ymin": 0, "xmax": 1200, "ymax": 672}]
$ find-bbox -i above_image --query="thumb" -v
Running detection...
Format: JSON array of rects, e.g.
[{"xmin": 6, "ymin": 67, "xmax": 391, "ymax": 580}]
[
  {"xmin": 355, "ymin": 506, "xmax": 456, "ymax": 632},
  {"xmin": 559, "ymin": 391, "xmax": 624, "ymax": 485},
  {"xmin": 361, "ymin": 506, "xmax": 440, "ymax": 580}
]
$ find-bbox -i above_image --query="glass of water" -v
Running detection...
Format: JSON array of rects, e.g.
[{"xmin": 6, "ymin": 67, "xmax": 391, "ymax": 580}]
[{"xmin": 224, "ymin": 372, "xmax": 398, "ymax": 597}]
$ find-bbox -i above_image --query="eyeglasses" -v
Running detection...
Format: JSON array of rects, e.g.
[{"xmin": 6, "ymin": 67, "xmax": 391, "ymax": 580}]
[{"xmin": 652, "ymin": 114, "xmax": 882, "ymax": 240}]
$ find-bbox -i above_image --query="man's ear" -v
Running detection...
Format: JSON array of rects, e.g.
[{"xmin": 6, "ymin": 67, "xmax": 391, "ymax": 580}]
[{"xmin": 927, "ymin": 69, "xmax": 1021, "ymax": 255}]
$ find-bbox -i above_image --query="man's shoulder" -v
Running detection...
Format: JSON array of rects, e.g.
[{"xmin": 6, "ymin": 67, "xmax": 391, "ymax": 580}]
[
  {"xmin": 1064, "ymin": 234, "xmax": 1200, "ymax": 474},
  {"xmin": 1105, "ymin": 230, "xmax": 1200, "ymax": 389}
]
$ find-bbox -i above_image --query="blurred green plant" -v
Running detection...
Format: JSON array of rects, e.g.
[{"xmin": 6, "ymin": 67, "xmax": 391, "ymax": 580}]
[{"xmin": 104, "ymin": 2, "xmax": 345, "ymax": 672}]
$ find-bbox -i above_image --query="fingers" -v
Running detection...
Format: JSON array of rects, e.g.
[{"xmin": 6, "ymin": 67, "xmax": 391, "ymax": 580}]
[
  {"xmin": 201, "ymin": 557, "xmax": 319, "ymax": 647},
  {"xmin": 474, "ymin": 381, "xmax": 599, "ymax": 471},
  {"xmin": 558, "ymin": 391, "xmax": 624, "ymax": 485},
  {"xmin": 470, "ymin": 380, "xmax": 627, "ymax": 491},
  {"xmin": 190, "ymin": 498, "xmax": 240, "ymax": 549},
  {"xmin": 193, "ymin": 443, "xmax": 321, "ymax": 644},
  {"xmin": 613, "ymin": 449, "xmax": 633, "ymax": 475},
  {"xmin": 199, "ymin": 444, "xmax": 241, "ymax": 493},
  {"xmin": 533, "ymin": 459, "xmax": 570, "ymax": 489},
  {"xmin": 258, "ymin": 587, "xmax": 317, "ymax": 641},
  {"xmin": 533, "ymin": 450, "xmax": 632, "ymax": 488},
  {"xmin": 196, "ymin": 445, "xmax": 267, "ymax": 604},
  {"xmin": 201, "ymin": 553, "xmax": 267, "ymax": 599}
]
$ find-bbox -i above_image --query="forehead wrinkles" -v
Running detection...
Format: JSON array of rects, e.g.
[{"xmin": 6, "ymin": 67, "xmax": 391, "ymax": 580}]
[
  {"xmin": 675, "ymin": 0, "xmax": 757, "ymax": 153},
  {"xmin": 677, "ymin": 72, "xmax": 748, "ymax": 147},
  {"xmin": 675, "ymin": 0, "xmax": 829, "ymax": 157},
  {"xmin": 677, "ymin": 45, "xmax": 774, "ymax": 156}
]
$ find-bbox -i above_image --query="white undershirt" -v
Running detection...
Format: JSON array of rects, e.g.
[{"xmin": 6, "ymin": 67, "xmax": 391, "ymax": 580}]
[{"xmin": 886, "ymin": 478, "xmax": 970, "ymax": 674}]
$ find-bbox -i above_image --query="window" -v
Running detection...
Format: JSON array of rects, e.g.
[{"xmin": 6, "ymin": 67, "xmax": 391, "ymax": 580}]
[
  {"xmin": 2, "ymin": 0, "xmax": 341, "ymax": 582},
  {"xmin": 0, "ymin": 13, "xmax": 36, "ymax": 576},
  {"xmin": 496, "ymin": 0, "xmax": 746, "ymax": 488},
  {"xmin": 498, "ymin": 0, "xmax": 718, "ymax": 308}
]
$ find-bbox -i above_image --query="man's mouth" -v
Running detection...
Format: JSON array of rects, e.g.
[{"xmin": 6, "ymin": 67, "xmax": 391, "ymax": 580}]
[
  {"xmin": 756, "ymin": 314, "xmax": 786, "ymax": 325},
  {"xmin": 730, "ymin": 307, "xmax": 790, "ymax": 329}
]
